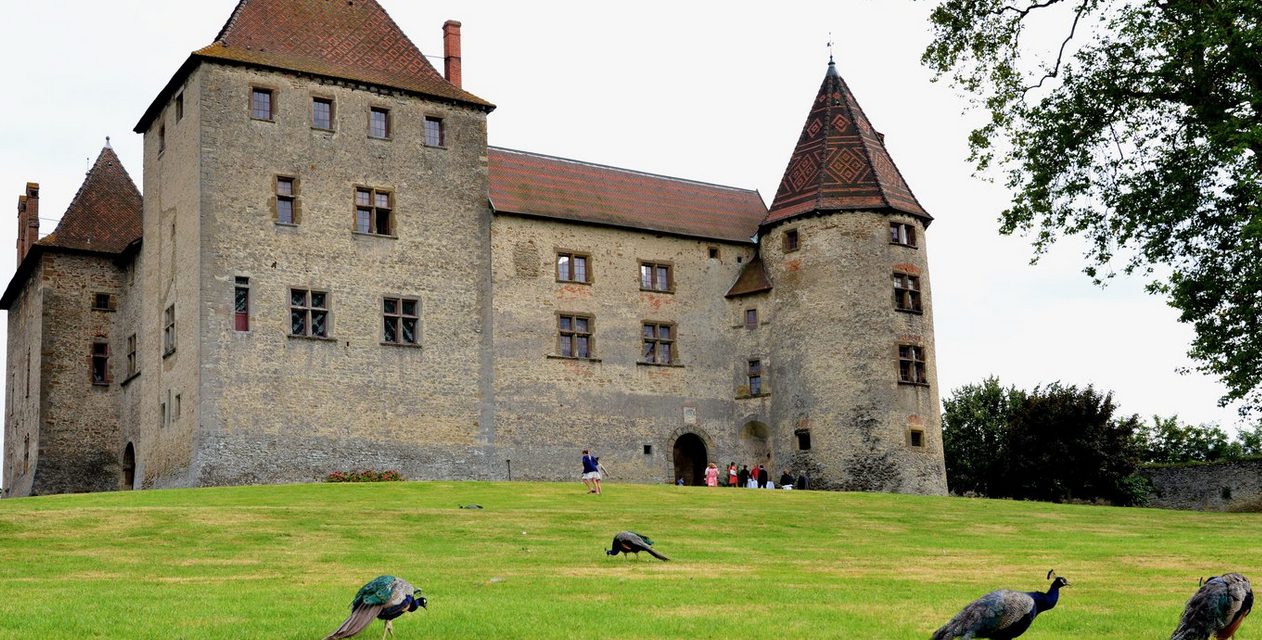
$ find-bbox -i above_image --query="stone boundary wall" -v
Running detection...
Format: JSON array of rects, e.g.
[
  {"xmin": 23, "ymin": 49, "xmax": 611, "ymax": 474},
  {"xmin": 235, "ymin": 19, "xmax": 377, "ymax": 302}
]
[{"xmin": 1140, "ymin": 459, "xmax": 1262, "ymax": 510}]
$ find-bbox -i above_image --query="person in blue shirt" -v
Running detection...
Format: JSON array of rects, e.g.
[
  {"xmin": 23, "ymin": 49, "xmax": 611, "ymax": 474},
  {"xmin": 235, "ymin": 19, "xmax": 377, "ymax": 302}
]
[{"xmin": 581, "ymin": 449, "xmax": 602, "ymax": 495}]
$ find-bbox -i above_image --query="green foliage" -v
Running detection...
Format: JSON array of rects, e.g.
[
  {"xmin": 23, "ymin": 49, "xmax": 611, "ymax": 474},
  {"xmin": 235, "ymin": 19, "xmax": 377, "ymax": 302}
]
[
  {"xmin": 325, "ymin": 469, "xmax": 404, "ymax": 483},
  {"xmin": 942, "ymin": 377, "xmax": 1025, "ymax": 495},
  {"xmin": 1137, "ymin": 415, "xmax": 1243, "ymax": 463},
  {"xmin": 923, "ymin": 0, "xmax": 1262, "ymax": 415},
  {"xmin": 0, "ymin": 482, "xmax": 1260, "ymax": 638}
]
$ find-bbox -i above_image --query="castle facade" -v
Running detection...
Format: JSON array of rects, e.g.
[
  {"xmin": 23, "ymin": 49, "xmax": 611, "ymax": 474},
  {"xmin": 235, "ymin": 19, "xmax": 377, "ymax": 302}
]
[{"xmin": 3, "ymin": 0, "xmax": 946, "ymax": 497}]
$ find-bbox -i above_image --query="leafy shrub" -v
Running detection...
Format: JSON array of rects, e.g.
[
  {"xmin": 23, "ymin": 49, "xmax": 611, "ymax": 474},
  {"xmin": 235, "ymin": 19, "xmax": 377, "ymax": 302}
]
[{"xmin": 325, "ymin": 469, "xmax": 404, "ymax": 483}]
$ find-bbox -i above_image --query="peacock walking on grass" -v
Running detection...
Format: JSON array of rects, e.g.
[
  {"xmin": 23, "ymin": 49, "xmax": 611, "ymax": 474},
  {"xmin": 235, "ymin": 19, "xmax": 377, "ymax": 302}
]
[
  {"xmin": 324, "ymin": 575, "xmax": 427, "ymax": 640},
  {"xmin": 606, "ymin": 531, "xmax": 669, "ymax": 561},
  {"xmin": 1170, "ymin": 573, "xmax": 1253, "ymax": 640},
  {"xmin": 931, "ymin": 571, "xmax": 1069, "ymax": 640}
]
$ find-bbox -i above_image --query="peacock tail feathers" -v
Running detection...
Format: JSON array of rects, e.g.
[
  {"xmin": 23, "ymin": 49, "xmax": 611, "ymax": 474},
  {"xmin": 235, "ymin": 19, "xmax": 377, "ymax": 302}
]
[
  {"xmin": 932, "ymin": 590, "xmax": 1034, "ymax": 640},
  {"xmin": 629, "ymin": 532, "xmax": 654, "ymax": 546},
  {"xmin": 351, "ymin": 575, "xmax": 397, "ymax": 609}
]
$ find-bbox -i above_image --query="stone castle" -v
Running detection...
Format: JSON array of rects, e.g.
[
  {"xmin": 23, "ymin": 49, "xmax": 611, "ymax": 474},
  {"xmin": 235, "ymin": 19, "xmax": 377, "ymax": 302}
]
[{"xmin": 2, "ymin": 0, "xmax": 946, "ymax": 497}]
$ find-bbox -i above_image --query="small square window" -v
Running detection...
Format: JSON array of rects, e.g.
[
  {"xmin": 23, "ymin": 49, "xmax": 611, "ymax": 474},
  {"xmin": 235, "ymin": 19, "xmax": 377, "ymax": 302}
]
[
  {"xmin": 784, "ymin": 229, "xmax": 800, "ymax": 252},
  {"xmin": 893, "ymin": 272, "xmax": 923, "ymax": 313},
  {"xmin": 641, "ymin": 322, "xmax": 676, "ymax": 365},
  {"xmin": 708, "ymin": 246, "xmax": 720, "ymax": 259},
  {"xmin": 639, "ymin": 262, "xmax": 673, "ymax": 292},
  {"xmin": 383, "ymin": 296, "xmax": 420, "ymax": 345},
  {"xmin": 796, "ymin": 429, "xmax": 812, "ymax": 451},
  {"xmin": 290, "ymin": 288, "xmax": 330, "ymax": 338},
  {"xmin": 643, "ymin": 444, "xmax": 653, "ymax": 455},
  {"xmin": 898, "ymin": 344, "xmax": 928, "ymax": 385},
  {"xmin": 92, "ymin": 293, "xmax": 113, "ymax": 311},
  {"xmin": 909, "ymin": 429, "xmax": 925, "ymax": 448},
  {"xmin": 251, "ymin": 87, "xmax": 274, "ymax": 121},
  {"xmin": 557, "ymin": 252, "xmax": 591, "ymax": 283},
  {"xmin": 558, "ymin": 314, "xmax": 593, "ymax": 358},
  {"xmin": 354, "ymin": 187, "xmax": 393, "ymax": 235},
  {"xmin": 424, "ymin": 116, "xmax": 444, "ymax": 147},
  {"xmin": 312, "ymin": 97, "xmax": 334, "ymax": 130},
  {"xmin": 890, "ymin": 222, "xmax": 917, "ymax": 247},
  {"xmin": 370, "ymin": 107, "xmax": 391, "ymax": 139}
]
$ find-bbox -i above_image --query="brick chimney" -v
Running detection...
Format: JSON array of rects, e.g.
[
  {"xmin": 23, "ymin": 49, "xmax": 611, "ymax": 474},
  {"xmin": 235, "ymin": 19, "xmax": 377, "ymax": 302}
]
[
  {"xmin": 443, "ymin": 20, "xmax": 462, "ymax": 89},
  {"xmin": 16, "ymin": 182, "xmax": 38, "ymax": 266}
]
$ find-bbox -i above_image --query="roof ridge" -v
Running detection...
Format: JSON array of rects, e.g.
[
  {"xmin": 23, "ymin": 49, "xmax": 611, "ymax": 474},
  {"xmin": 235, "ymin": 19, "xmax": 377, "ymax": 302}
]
[{"xmin": 488, "ymin": 146, "xmax": 760, "ymax": 194}]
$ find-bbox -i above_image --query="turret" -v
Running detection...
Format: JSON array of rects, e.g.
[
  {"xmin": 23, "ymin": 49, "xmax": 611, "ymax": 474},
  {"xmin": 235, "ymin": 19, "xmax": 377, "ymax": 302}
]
[{"xmin": 760, "ymin": 59, "xmax": 946, "ymax": 494}]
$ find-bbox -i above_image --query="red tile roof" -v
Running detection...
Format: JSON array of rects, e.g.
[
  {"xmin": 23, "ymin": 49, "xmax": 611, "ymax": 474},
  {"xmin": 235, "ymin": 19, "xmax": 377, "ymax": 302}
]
[
  {"xmin": 488, "ymin": 147, "xmax": 766, "ymax": 243},
  {"xmin": 37, "ymin": 146, "xmax": 142, "ymax": 254},
  {"xmin": 725, "ymin": 258, "xmax": 773, "ymax": 298},
  {"xmin": 765, "ymin": 61, "xmax": 930, "ymax": 227},
  {"xmin": 137, "ymin": 0, "xmax": 491, "ymax": 132}
]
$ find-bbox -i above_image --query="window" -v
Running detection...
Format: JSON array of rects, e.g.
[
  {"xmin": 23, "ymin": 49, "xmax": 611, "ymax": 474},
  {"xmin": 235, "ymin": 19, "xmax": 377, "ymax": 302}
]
[
  {"xmin": 158, "ymin": 125, "xmax": 166, "ymax": 153},
  {"xmin": 22, "ymin": 434, "xmax": 29, "ymax": 475},
  {"xmin": 174, "ymin": 394, "xmax": 182, "ymax": 420},
  {"xmin": 796, "ymin": 429, "xmax": 812, "ymax": 451},
  {"xmin": 745, "ymin": 308, "xmax": 758, "ymax": 329},
  {"xmin": 747, "ymin": 359, "xmax": 763, "ymax": 395},
  {"xmin": 290, "ymin": 289, "xmax": 329, "ymax": 338},
  {"xmin": 234, "ymin": 277, "xmax": 250, "ymax": 331},
  {"xmin": 424, "ymin": 116, "xmax": 444, "ymax": 147},
  {"xmin": 893, "ymin": 273, "xmax": 923, "ymax": 313},
  {"xmin": 92, "ymin": 293, "xmax": 113, "ymax": 310},
  {"xmin": 276, "ymin": 176, "xmax": 297, "ymax": 225},
  {"xmin": 558, "ymin": 314, "xmax": 593, "ymax": 358},
  {"xmin": 556, "ymin": 252, "xmax": 590, "ymax": 283},
  {"xmin": 251, "ymin": 87, "xmax": 274, "ymax": 121},
  {"xmin": 784, "ymin": 228, "xmax": 800, "ymax": 252},
  {"xmin": 163, "ymin": 304, "xmax": 176, "ymax": 356},
  {"xmin": 641, "ymin": 322, "xmax": 675, "ymax": 364},
  {"xmin": 91, "ymin": 340, "xmax": 110, "ymax": 385},
  {"xmin": 909, "ymin": 429, "xmax": 925, "ymax": 448},
  {"xmin": 160, "ymin": 401, "xmax": 167, "ymax": 429},
  {"xmin": 126, "ymin": 334, "xmax": 137, "ymax": 378},
  {"xmin": 369, "ymin": 107, "xmax": 390, "ymax": 138},
  {"xmin": 890, "ymin": 222, "xmax": 917, "ymax": 247},
  {"xmin": 312, "ymin": 97, "xmax": 334, "ymax": 130},
  {"xmin": 708, "ymin": 246, "xmax": 720, "ymax": 259},
  {"xmin": 175, "ymin": 93, "xmax": 184, "ymax": 122},
  {"xmin": 643, "ymin": 444, "xmax": 653, "ymax": 455},
  {"xmin": 355, "ymin": 187, "xmax": 393, "ymax": 235},
  {"xmin": 898, "ymin": 344, "xmax": 928, "ymax": 385},
  {"xmin": 639, "ymin": 262, "xmax": 672, "ymax": 292},
  {"xmin": 383, "ymin": 297, "xmax": 419, "ymax": 345}
]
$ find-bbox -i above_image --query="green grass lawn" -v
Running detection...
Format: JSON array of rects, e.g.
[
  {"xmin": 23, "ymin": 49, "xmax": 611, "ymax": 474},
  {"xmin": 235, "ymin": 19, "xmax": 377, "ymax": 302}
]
[{"xmin": 0, "ymin": 481, "xmax": 1257, "ymax": 639}]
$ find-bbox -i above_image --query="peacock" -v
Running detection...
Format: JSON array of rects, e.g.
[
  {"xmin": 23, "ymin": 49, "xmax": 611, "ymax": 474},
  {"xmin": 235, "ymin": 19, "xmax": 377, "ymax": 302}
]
[
  {"xmin": 606, "ymin": 531, "xmax": 669, "ymax": 561},
  {"xmin": 324, "ymin": 575, "xmax": 427, "ymax": 640},
  {"xmin": 931, "ymin": 570, "xmax": 1069, "ymax": 640},
  {"xmin": 1170, "ymin": 573, "xmax": 1253, "ymax": 640}
]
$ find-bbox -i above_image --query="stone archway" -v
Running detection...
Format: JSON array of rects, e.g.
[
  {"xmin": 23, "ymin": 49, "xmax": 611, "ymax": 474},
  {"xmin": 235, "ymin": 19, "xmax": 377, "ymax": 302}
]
[
  {"xmin": 740, "ymin": 421, "xmax": 772, "ymax": 467},
  {"xmin": 671, "ymin": 433, "xmax": 708, "ymax": 486},
  {"xmin": 121, "ymin": 443, "xmax": 136, "ymax": 490}
]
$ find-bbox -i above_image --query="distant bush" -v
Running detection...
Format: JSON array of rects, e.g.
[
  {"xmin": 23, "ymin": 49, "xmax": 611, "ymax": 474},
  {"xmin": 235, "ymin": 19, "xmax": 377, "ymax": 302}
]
[{"xmin": 325, "ymin": 469, "xmax": 404, "ymax": 483}]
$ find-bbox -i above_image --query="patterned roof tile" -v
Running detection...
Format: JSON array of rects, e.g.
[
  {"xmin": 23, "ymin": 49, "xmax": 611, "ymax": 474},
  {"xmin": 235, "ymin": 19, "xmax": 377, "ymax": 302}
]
[
  {"xmin": 765, "ymin": 61, "xmax": 930, "ymax": 227},
  {"xmin": 37, "ymin": 147, "xmax": 142, "ymax": 255},
  {"xmin": 489, "ymin": 147, "xmax": 766, "ymax": 243}
]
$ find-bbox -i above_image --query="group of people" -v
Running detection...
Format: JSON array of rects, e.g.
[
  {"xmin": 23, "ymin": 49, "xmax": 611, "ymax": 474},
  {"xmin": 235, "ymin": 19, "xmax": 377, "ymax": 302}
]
[{"xmin": 705, "ymin": 462, "xmax": 807, "ymax": 490}]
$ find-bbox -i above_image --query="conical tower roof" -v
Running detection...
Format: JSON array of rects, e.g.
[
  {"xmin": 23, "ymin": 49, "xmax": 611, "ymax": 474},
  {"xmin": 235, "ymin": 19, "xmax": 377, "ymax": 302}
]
[
  {"xmin": 137, "ymin": 0, "xmax": 492, "ymax": 132},
  {"xmin": 765, "ymin": 61, "xmax": 930, "ymax": 227},
  {"xmin": 38, "ymin": 145, "xmax": 142, "ymax": 254}
]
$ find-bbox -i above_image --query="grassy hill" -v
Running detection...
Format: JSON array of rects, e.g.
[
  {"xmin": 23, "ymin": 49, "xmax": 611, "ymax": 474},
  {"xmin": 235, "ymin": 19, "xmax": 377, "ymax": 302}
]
[{"xmin": 0, "ymin": 481, "xmax": 1257, "ymax": 639}]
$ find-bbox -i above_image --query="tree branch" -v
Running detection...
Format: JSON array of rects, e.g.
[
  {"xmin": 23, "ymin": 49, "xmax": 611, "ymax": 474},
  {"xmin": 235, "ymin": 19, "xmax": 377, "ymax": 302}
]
[
  {"xmin": 1023, "ymin": 1, "xmax": 1088, "ymax": 94},
  {"xmin": 996, "ymin": 0, "xmax": 1066, "ymax": 18}
]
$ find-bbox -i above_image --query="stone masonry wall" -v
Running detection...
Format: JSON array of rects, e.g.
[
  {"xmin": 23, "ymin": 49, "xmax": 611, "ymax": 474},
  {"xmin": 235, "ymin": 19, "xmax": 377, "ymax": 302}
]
[
  {"xmin": 761, "ymin": 212, "xmax": 946, "ymax": 494},
  {"xmin": 1140, "ymin": 459, "xmax": 1262, "ymax": 511},
  {"xmin": 490, "ymin": 214, "xmax": 766, "ymax": 483},
  {"xmin": 3, "ymin": 263, "xmax": 43, "ymax": 496},
  {"xmin": 188, "ymin": 63, "xmax": 492, "ymax": 485}
]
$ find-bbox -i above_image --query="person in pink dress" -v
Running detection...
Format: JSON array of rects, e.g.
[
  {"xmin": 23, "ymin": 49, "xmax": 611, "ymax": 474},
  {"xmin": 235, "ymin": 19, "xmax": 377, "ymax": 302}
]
[
  {"xmin": 704, "ymin": 462, "xmax": 719, "ymax": 487},
  {"xmin": 727, "ymin": 462, "xmax": 737, "ymax": 487}
]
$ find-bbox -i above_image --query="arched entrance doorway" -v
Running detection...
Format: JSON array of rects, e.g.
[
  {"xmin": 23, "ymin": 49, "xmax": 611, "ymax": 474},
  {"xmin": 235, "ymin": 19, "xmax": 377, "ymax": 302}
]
[
  {"xmin": 740, "ymin": 421, "xmax": 772, "ymax": 467},
  {"xmin": 672, "ymin": 433, "xmax": 707, "ymax": 486},
  {"xmin": 121, "ymin": 443, "xmax": 135, "ymax": 490}
]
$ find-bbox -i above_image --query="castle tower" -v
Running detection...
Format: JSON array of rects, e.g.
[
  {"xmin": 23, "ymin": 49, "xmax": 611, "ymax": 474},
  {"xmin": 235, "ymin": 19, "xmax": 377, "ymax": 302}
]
[
  {"xmin": 761, "ymin": 60, "xmax": 947, "ymax": 493},
  {"xmin": 129, "ymin": 0, "xmax": 496, "ymax": 487},
  {"xmin": 1, "ymin": 146, "xmax": 143, "ymax": 496}
]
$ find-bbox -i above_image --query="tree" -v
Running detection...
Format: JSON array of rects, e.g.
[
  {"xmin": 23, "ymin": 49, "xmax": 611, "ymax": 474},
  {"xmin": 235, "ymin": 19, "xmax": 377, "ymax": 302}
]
[
  {"xmin": 941, "ymin": 377, "xmax": 1025, "ymax": 495},
  {"xmin": 1136, "ymin": 415, "xmax": 1241, "ymax": 463},
  {"xmin": 922, "ymin": 1, "xmax": 1262, "ymax": 415},
  {"xmin": 1003, "ymin": 383, "xmax": 1142, "ymax": 503}
]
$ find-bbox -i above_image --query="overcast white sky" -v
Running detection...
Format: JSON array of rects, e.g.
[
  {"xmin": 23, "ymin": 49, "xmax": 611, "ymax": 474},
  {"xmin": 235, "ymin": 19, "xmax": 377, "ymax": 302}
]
[{"xmin": 0, "ymin": 1, "xmax": 1246, "ymax": 446}]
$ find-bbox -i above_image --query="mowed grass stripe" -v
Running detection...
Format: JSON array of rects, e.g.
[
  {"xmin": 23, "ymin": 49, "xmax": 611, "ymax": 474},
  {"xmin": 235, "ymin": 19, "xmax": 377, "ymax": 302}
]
[{"xmin": 0, "ymin": 482, "xmax": 1256, "ymax": 638}]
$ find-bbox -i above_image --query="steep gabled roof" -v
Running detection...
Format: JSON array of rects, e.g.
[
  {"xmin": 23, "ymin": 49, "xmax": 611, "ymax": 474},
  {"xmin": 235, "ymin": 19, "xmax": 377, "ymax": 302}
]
[
  {"xmin": 488, "ymin": 147, "xmax": 766, "ymax": 243},
  {"xmin": 37, "ymin": 146, "xmax": 142, "ymax": 254},
  {"xmin": 136, "ymin": 0, "xmax": 492, "ymax": 132},
  {"xmin": 725, "ymin": 257, "xmax": 773, "ymax": 298},
  {"xmin": 765, "ymin": 61, "xmax": 930, "ymax": 227}
]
